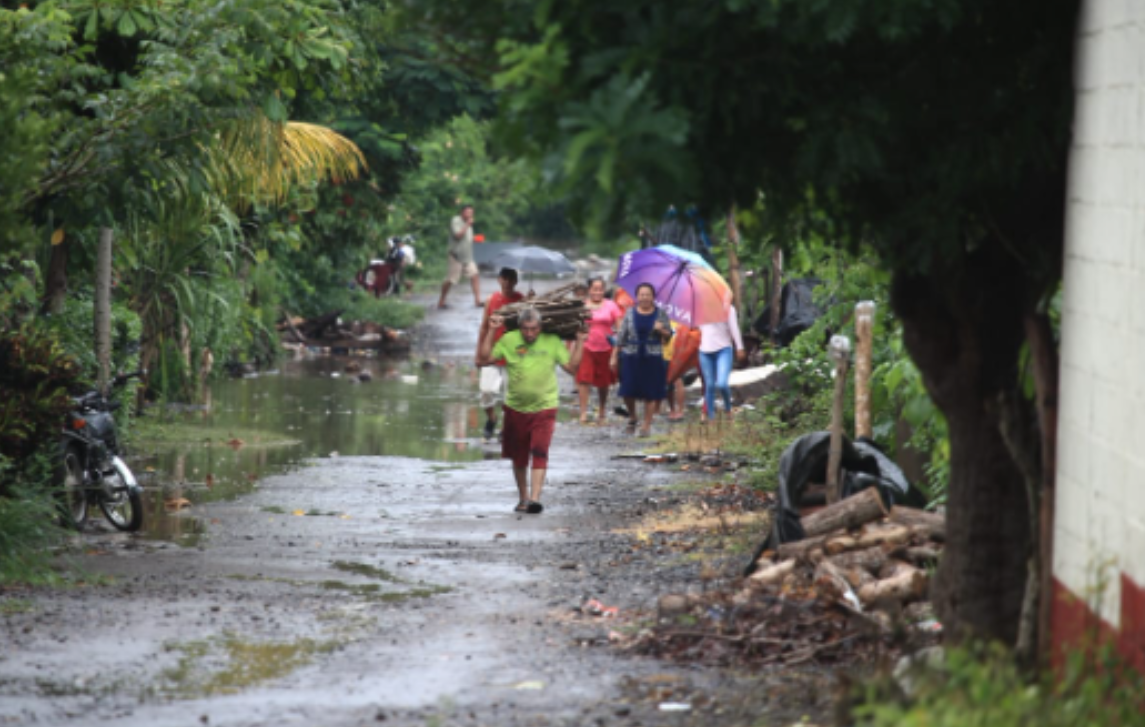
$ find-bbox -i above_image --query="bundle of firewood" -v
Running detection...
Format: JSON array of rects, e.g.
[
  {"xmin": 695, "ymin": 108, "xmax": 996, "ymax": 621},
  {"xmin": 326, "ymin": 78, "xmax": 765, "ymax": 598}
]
[
  {"xmin": 743, "ymin": 488, "xmax": 945, "ymax": 626},
  {"xmin": 497, "ymin": 283, "xmax": 589, "ymax": 340}
]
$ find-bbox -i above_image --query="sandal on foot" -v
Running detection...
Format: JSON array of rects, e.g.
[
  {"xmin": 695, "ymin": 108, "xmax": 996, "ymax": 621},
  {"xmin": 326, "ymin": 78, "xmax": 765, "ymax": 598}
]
[
  {"xmin": 526, "ymin": 501, "xmax": 544, "ymax": 514},
  {"xmin": 514, "ymin": 501, "xmax": 529, "ymax": 513},
  {"xmin": 625, "ymin": 419, "xmax": 637, "ymax": 434}
]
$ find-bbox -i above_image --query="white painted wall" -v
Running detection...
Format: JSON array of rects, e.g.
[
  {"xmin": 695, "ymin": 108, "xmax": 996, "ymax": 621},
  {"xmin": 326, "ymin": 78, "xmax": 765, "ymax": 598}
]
[{"xmin": 1055, "ymin": 0, "xmax": 1145, "ymax": 627}]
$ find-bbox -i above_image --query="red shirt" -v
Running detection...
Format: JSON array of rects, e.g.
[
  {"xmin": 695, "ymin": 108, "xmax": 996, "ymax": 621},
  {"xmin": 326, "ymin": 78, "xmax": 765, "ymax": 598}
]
[{"xmin": 486, "ymin": 291, "xmax": 524, "ymax": 364}]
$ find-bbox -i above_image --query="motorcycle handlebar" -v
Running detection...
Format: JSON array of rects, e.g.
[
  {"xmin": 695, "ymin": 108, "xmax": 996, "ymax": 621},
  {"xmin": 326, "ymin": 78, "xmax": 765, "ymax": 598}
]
[{"xmin": 112, "ymin": 369, "xmax": 146, "ymax": 387}]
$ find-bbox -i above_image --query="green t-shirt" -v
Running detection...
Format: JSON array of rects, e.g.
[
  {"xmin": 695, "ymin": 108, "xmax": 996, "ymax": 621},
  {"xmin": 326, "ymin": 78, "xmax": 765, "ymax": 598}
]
[{"xmin": 490, "ymin": 330, "xmax": 570, "ymax": 413}]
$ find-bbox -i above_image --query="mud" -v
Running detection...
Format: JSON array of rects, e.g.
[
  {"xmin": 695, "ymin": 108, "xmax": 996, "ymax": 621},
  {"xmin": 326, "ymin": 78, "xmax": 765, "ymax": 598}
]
[{"xmin": 0, "ymin": 278, "xmax": 836, "ymax": 726}]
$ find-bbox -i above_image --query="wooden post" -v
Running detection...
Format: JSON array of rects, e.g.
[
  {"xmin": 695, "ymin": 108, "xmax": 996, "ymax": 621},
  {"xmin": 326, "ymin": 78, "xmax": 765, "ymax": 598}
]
[
  {"xmin": 725, "ymin": 207, "xmax": 743, "ymax": 315},
  {"xmin": 854, "ymin": 301, "xmax": 875, "ymax": 439},
  {"xmin": 826, "ymin": 335, "xmax": 851, "ymax": 504},
  {"xmin": 94, "ymin": 226, "xmax": 114, "ymax": 395},
  {"xmin": 769, "ymin": 247, "xmax": 783, "ymax": 343}
]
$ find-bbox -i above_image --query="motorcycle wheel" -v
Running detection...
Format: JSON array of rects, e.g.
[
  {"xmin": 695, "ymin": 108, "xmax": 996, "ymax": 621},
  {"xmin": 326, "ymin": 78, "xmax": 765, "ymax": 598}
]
[
  {"xmin": 99, "ymin": 482, "xmax": 143, "ymax": 532},
  {"xmin": 59, "ymin": 444, "xmax": 88, "ymax": 528}
]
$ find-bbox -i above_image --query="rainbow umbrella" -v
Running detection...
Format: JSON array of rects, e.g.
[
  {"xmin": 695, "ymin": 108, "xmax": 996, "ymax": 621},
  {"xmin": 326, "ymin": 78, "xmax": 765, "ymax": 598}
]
[{"xmin": 614, "ymin": 246, "xmax": 732, "ymax": 326}]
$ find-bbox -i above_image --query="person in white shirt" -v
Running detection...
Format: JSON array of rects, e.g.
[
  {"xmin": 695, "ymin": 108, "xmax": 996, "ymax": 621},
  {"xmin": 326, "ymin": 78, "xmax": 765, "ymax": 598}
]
[{"xmin": 697, "ymin": 305, "xmax": 746, "ymax": 421}]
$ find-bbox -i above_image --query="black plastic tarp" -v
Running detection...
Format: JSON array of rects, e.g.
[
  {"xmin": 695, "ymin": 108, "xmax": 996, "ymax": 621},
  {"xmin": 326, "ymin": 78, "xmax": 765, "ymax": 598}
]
[
  {"xmin": 754, "ymin": 277, "xmax": 824, "ymax": 347},
  {"xmin": 745, "ymin": 431, "xmax": 927, "ymax": 575}
]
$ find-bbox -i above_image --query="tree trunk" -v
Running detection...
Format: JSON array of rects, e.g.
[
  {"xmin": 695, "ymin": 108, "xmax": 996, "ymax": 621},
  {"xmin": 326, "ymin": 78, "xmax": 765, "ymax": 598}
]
[
  {"xmin": 770, "ymin": 247, "xmax": 782, "ymax": 343},
  {"xmin": 1024, "ymin": 311, "xmax": 1059, "ymax": 666},
  {"xmin": 41, "ymin": 238, "xmax": 69, "ymax": 315},
  {"xmin": 892, "ymin": 255, "xmax": 1030, "ymax": 644},
  {"xmin": 94, "ymin": 227, "xmax": 114, "ymax": 394},
  {"xmin": 725, "ymin": 207, "xmax": 743, "ymax": 316}
]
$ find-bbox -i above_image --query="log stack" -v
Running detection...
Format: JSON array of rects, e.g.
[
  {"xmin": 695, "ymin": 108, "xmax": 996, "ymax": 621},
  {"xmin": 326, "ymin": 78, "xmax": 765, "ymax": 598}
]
[
  {"xmin": 745, "ymin": 490, "xmax": 945, "ymax": 622},
  {"xmin": 498, "ymin": 284, "xmax": 589, "ymax": 340}
]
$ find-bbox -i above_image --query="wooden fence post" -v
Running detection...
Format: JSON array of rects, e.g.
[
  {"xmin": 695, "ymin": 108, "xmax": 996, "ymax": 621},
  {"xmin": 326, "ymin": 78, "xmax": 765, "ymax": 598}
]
[
  {"xmin": 826, "ymin": 335, "xmax": 851, "ymax": 504},
  {"xmin": 854, "ymin": 301, "xmax": 876, "ymax": 439}
]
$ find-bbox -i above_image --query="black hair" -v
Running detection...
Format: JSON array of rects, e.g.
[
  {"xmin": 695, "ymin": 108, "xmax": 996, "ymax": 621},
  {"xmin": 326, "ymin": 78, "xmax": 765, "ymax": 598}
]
[
  {"xmin": 498, "ymin": 267, "xmax": 518, "ymax": 284},
  {"xmin": 635, "ymin": 282, "xmax": 656, "ymax": 297},
  {"xmin": 587, "ymin": 277, "xmax": 606, "ymax": 290},
  {"xmin": 459, "ymin": 203, "xmax": 474, "ymax": 211}
]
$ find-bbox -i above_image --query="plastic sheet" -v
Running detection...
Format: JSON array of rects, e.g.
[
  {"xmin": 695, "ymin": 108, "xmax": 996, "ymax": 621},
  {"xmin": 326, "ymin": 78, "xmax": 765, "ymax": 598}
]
[{"xmin": 754, "ymin": 277, "xmax": 825, "ymax": 346}]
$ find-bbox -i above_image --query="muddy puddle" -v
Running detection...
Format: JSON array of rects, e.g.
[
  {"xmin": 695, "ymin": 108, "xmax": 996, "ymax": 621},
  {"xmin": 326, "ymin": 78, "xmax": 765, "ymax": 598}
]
[{"xmin": 132, "ymin": 354, "xmax": 574, "ymax": 543}]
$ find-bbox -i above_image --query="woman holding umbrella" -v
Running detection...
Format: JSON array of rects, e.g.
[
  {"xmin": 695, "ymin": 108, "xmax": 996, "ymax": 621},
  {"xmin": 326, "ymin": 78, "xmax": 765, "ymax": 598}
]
[
  {"xmin": 576, "ymin": 278, "xmax": 624, "ymax": 424},
  {"xmin": 611, "ymin": 283, "xmax": 673, "ymax": 436}
]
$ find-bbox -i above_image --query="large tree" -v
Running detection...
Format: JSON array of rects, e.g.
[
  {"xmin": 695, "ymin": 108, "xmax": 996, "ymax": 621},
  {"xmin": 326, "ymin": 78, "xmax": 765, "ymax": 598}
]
[{"xmin": 400, "ymin": 0, "xmax": 1079, "ymax": 643}]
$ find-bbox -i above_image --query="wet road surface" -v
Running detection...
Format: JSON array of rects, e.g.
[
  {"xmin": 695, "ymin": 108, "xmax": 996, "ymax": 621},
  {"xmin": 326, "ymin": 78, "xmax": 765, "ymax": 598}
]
[{"xmin": 0, "ymin": 277, "xmax": 821, "ymax": 726}]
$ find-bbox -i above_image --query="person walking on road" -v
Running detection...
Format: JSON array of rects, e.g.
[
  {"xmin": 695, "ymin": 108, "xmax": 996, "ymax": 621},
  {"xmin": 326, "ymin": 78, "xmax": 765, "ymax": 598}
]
[
  {"xmin": 477, "ymin": 308, "xmax": 586, "ymax": 514},
  {"xmin": 611, "ymin": 283, "xmax": 673, "ymax": 437},
  {"xmin": 475, "ymin": 267, "xmax": 525, "ymax": 440},
  {"xmin": 576, "ymin": 277, "xmax": 623, "ymax": 425},
  {"xmin": 438, "ymin": 203, "xmax": 482, "ymax": 309},
  {"xmin": 698, "ymin": 305, "xmax": 746, "ymax": 421}
]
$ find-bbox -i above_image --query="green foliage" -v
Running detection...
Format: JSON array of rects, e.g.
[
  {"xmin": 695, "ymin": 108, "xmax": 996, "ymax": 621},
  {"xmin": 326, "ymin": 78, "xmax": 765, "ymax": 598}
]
[
  {"xmin": 336, "ymin": 292, "xmax": 425, "ymax": 331},
  {"xmin": 0, "ymin": 474, "xmax": 66, "ymax": 586},
  {"xmin": 387, "ymin": 115, "xmax": 555, "ymax": 258},
  {"xmin": 854, "ymin": 642, "xmax": 1144, "ymax": 727},
  {"xmin": 0, "ymin": 323, "xmax": 80, "ymax": 463},
  {"xmin": 0, "ymin": 65, "xmax": 52, "ymax": 255}
]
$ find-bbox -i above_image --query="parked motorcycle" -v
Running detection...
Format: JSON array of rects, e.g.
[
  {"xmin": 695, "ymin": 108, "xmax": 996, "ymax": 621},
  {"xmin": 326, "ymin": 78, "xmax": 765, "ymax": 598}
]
[
  {"xmin": 356, "ymin": 235, "xmax": 416, "ymax": 297},
  {"xmin": 59, "ymin": 370, "xmax": 145, "ymax": 531}
]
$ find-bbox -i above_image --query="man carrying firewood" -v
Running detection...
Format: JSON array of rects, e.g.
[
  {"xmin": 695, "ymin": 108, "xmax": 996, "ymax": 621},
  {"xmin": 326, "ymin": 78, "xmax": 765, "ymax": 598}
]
[{"xmin": 476, "ymin": 308, "xmax": 585, "ymax": 514}]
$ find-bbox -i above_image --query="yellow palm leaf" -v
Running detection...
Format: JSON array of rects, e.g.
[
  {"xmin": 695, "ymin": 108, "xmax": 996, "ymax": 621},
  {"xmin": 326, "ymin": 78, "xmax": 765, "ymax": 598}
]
[{"xmin": 208, "ymin": 113, "xmax": 367, "ymax": 207}]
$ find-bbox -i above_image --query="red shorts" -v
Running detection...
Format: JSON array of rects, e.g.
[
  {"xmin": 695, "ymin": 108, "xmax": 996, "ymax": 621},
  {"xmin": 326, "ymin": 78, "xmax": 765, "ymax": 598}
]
[
  {"xmin": 576, "ymin": 349, "xmax": 616, "ymax": 387},
  {"xmin": 501, "ymin": 406, "xmax": 557, "ymax": 469}
]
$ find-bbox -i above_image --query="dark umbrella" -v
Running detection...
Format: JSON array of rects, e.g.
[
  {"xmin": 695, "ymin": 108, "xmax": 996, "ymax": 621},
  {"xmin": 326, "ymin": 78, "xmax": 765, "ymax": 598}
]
[{"xmin": 489, "ymin": 246, "xmax": 576, "ymax": 275}]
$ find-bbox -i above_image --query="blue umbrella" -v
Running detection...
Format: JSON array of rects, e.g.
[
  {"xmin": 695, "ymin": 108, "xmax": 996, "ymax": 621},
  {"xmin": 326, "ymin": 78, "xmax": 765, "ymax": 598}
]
[{"xmin": 489, "ymin": 246, "xmax": 576, "ymax": 275}]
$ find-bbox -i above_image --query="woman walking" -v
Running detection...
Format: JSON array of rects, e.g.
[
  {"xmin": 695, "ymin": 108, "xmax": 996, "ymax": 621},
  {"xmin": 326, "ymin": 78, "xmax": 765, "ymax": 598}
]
[
  {"xmin": 576, "ymin": 277, "xmax": 623, "ymax": 424},
  {"xmin": 698, "ymin": 305, "xmax": 746, "ymax": 421},
  {"xmin": 611, "ymin": 283, "xmax": 673, "ymax": 436}
]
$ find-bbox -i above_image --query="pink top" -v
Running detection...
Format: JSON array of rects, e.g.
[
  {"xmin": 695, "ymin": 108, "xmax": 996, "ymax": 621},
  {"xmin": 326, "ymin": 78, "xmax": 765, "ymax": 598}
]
[
  {"xmin": 698, "ymin": 306, "xmax": 744, "ymax": 353},
  {"xmin": 584, "ymin": 299, "xmax": 623, "ymax": 352}
]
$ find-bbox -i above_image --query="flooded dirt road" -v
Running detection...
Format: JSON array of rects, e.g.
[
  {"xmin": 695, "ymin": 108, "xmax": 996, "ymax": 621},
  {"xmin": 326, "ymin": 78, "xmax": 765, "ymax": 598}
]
[{"xmin": 0, "ymin": 278, "xmax": 828, "ymax": 726}]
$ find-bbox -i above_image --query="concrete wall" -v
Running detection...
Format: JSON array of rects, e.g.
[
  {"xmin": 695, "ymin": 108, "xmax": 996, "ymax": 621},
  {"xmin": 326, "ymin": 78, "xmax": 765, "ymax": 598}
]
[{"xmin": 1054, "ymin": 0, "xmax": 1145, "ymax": 646}]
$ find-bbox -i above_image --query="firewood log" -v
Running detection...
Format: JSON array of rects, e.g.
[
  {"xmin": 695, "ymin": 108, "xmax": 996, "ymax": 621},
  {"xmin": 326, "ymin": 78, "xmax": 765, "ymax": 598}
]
[
  {"xmin": 889, "ymin": 544, "xmax": 941, "ymax": 567},
  {"xmin": 858, "ymin": 565, "xmax": 928, "ymax": 606},
  {"xmin": 800, "ymin": 487, "xmax": 888, "ymax": 538},
  {"xmin": 888, "ymin": 506, "xmax": 946, "ymax": 542},
  {"xmin": 825, "ymin": 545, "xmax": 887, "ymax": 574},
  {"xmin": 824, "ymin": 524, "xmax": 912, "ymax": 555},
  {"xmin": 747, "ymin": 558, "xmax": 797, "ymax": 587}
]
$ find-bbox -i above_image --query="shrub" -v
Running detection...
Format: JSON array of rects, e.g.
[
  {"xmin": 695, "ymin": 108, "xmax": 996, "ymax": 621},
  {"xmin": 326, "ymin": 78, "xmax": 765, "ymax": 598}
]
[
  {"xmin": 0, "ymin": 323, "xmax": 80, "ymax": 467},
  {"xmin": 852, "ymin": 642, "xmax": 1144, "ymax": 727}
]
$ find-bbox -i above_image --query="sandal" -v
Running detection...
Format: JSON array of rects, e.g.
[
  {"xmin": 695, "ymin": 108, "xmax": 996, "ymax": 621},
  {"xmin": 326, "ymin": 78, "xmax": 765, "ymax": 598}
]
[
  {"xmin": 514, "ymin": 501, "xmax": 529, "ymax": 513},
  {"xmin": 526, "ymin": 501, "xmax": 544, "ymax": 514},
  {"xmin": 625, "ymin": 419, "xmax": 637, "ymax": 434}
]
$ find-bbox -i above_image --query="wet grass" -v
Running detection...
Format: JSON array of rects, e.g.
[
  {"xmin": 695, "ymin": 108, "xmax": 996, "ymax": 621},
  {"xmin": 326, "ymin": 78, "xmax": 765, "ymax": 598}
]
[
  {"xmin": 161, "ymin": 633, "xmax": 337, "ymax": 698},
  {"xmin": 260, "ymin": 505, "xmax": 287, "ymax": 514},
  {"xmin": 0, "ymin": 598, "xmax": 34, "ymax": 615},
  {"xmin": 331, "ymin": 560, "xmax": 401, "ymax": 582}
]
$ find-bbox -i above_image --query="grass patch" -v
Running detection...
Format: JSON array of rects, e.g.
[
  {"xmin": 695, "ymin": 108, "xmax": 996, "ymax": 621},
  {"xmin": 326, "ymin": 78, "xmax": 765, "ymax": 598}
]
[
  {"xmin": 852, "ymin": 642, "xmax": 1145, "ymax": 727},
  {"xmin": 331, "ymin": 560, "xmax": 401, "ymax": 582},
  {"xmin": 260, "ymin": 505, "xmax": 286, "ymax": 514},
  {"xmin": 0, "ymin": 475, "xmax": 68, "ymax": 586},
  {"xmin": 0, "ymin": 597, "xmax": 34, "ymax": 615},
  {"xmin": 162, "ymin": 633, "xmax": 336, "ymax": 698}
]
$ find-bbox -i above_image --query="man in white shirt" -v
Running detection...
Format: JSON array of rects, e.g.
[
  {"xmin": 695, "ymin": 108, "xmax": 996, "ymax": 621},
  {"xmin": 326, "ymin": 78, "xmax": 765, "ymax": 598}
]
[{"xmin": 438, "ymin": 204, "xmax": 482, "ymax": 309}]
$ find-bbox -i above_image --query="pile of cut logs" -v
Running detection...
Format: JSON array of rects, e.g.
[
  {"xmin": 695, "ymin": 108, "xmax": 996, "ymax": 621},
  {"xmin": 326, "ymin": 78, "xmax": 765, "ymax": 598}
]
[
  {"xmin": 277, "ymin": 310, "xmax": 408, "ymax": 351},
  {"xmin": 744, "ymin": 488, "xmax": 944, "ymax": 624},
  {"xmin": 497, "ymin": 283, "xmax": 589, "ymax": 340}
]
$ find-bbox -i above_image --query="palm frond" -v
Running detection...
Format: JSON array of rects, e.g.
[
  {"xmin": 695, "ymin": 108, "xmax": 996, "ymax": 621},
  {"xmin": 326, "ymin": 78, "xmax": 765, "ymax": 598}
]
[{"xmin": 208, "ymin": 114, "xmax": 367, "ymax": 207}]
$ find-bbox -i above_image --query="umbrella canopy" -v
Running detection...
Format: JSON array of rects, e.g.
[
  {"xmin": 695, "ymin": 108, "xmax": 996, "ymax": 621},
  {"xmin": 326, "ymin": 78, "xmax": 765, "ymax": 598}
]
[
  {"xmin": 614, "ymin": 246, "xmax": 731, "ymax": 326},
  {"xmin": 652, "ymin": 243, "xmax": 714, "ymax": 271},
  {"xmin": 489, "ymin": 245, "xmax": 576, "ymax": 275}
]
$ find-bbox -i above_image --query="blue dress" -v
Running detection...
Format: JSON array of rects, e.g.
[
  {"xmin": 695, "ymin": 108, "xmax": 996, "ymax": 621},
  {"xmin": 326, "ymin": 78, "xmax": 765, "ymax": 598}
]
[{"xmin": 618, "ymin": 308, "xmax": 668, "ymax": 401}]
